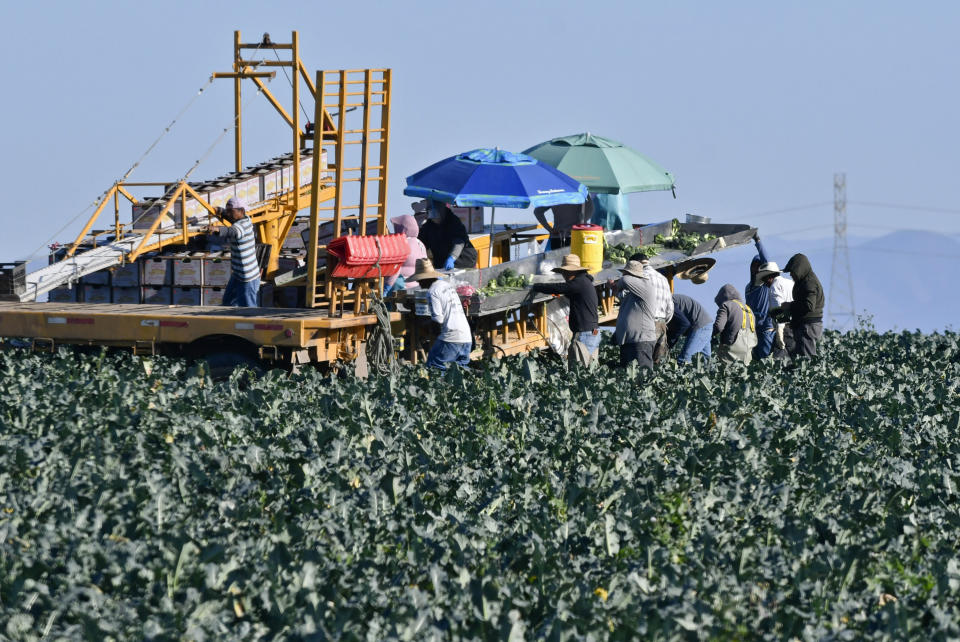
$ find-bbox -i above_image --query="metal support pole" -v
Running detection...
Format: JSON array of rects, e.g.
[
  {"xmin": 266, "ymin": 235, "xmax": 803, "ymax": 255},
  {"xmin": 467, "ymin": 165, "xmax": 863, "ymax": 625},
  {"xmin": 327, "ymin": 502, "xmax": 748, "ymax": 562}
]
[{"xmin": 234, "ymin": 30, "xmax": 242, "ymax": 173}]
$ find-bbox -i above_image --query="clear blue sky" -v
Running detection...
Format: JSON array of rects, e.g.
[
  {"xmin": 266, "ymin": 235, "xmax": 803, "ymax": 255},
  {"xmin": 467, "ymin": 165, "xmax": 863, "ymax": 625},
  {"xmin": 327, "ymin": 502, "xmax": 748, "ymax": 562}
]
[{"xmin": 2, "ymin": 0, "xmax": 958, "ymax": 264}]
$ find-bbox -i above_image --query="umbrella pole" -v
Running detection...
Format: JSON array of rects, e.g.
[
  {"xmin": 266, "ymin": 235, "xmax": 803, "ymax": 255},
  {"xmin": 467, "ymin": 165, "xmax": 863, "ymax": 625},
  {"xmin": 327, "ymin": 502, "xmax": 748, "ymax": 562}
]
[{"xmin": 488, "ymin": 206, "xmax": 496, "ymax": 267}]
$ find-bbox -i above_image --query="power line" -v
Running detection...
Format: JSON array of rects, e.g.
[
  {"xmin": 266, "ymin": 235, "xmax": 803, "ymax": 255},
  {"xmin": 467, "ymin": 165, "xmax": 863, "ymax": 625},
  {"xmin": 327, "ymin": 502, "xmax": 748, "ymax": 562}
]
[
  {"xmin": 744, "ymin": 202, "xmax": 832, "ymax": 218},
  {"xmin": 849, "ymin": 201, "xmax": 960, "ymax": 215}
]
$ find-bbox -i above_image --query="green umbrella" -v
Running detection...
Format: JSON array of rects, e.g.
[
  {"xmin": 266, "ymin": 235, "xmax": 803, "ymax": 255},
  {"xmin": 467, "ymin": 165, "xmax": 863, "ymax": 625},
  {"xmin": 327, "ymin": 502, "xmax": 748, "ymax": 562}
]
[{"xmin": 522, "ymin": 132, "xmax": 675, "ymax": 195}]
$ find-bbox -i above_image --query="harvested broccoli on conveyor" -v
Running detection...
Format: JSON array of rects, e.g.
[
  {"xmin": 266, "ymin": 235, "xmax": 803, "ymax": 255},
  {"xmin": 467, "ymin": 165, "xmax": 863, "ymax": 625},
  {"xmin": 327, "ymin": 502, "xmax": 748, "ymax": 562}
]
[{"xmin": 478, "ymin": 268, "xmax": 531, "ymax": 296}]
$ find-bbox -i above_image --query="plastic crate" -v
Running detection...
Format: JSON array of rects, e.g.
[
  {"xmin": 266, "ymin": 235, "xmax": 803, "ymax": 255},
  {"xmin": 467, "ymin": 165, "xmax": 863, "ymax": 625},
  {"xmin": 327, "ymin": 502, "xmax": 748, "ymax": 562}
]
[
  {"xmin": 327, "ymin": 234, "xmax": 408, "ymax": 279},
  {"xmin": 0, "ymin": 262, "xmax": 26, "ymax": 296}
]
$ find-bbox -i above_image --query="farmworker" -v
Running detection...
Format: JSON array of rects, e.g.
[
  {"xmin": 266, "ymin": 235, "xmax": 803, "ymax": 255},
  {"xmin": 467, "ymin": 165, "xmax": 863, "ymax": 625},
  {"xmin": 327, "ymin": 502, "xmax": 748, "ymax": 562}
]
[
  {"xmin": 418, "ymin": 200, "xmax": 478, "ymax": 270},
  {"xmin": 782, "ymin": 253, "xmax": 825, "ymax": 357},
  {"xmin": 628, "ymin": 255, "xmax": 674, "ymax": 364},
  {"xmin": 216, "ymin": 197, "xmax": 260, "ymax": 307},
  {"xmin": 667, "ymin": 293, "xmax": 712, "ymax": 363},
  {"xmin": 712, "ymin": 284, "xmax": 757, "ymax": 364},
  {"xmin": 409, "ymin": 258, "xmax": 473, "ymax": 370},
  {"xmin": 744, "ymin": 236, "xmax": 776, "ymax": 360},
  {"xmin": 530, "ymin": 254, "xmax": 600, "ymax": 367},
  {"xmin": 613, "ymin": 259, "xmax": 657, "ymax": 369},
  {"xmin": 768, "ymin": 265, "xmax": 795, "ymax": 358},
  {"xmin": 384, "ymin": 214, "xmax": 427, "ymax": 296},
  {"xmin": 533, "ymin": 199, "xmax": 593, "ymax": 249},
  {"xmin": 590, "ymin": 192, "xmax": 631, "ymax": 231}
]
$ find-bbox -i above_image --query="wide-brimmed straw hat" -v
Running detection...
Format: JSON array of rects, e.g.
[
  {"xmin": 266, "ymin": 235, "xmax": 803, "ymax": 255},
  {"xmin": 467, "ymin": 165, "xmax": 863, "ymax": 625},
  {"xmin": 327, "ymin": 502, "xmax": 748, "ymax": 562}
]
[
  {"xmin": 756, "ymin": 261, "xmax": 782, "ymax": 281},
  {"xmin": 553, "ymin": 254, "xmax": 588, "ymax": 274},
  {"xmin": 674, "ymin": 257, "xmax": 716, "ymax": 281},
  {"xmin": 409, "ymin": 258, "xmax": 445, "ymax": 282},
  {"xmin": 619, "ymin": 259, "xmax": 646, "ymax": 279}
]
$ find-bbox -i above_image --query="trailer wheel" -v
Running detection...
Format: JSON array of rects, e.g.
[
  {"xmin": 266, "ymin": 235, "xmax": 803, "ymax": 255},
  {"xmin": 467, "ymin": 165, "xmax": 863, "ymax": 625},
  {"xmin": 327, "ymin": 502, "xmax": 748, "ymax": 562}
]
[{"xmin": 198, "ymin": 350, "xmax": 265, "ymax": 382}]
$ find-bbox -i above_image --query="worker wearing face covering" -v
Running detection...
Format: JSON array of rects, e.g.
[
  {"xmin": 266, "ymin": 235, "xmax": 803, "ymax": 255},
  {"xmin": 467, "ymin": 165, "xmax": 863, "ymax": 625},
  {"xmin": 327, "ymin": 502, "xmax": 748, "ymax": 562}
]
[
  {"xmin": 781, "ymin": 253, "xmax": 825, "ymax": 357},
  {"xmin": 417, "ymin": 200, "xmax": 478, "ymax": 270}
]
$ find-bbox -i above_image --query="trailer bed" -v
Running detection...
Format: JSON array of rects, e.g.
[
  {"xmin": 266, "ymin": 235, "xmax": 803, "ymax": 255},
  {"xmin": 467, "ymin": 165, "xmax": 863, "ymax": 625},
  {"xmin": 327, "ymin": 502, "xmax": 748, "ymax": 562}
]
[{"xmin": 0, "ymin": 302, "xmax": 398, "ymax": 363}]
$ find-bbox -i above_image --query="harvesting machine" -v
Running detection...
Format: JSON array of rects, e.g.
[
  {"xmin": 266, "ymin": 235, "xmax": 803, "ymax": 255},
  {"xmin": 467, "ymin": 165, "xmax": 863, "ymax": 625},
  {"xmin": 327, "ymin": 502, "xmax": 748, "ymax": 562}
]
[{"xmin": 0, "ymin": 32, "xmax": 758, "ymax": 374}]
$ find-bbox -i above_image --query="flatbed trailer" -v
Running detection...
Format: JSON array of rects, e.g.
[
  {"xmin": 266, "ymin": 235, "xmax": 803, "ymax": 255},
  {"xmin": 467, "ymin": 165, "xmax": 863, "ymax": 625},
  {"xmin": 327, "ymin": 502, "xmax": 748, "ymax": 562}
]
[{"xmin": 0, "ymin": 302, "xmax": 399, "ymax": 370}]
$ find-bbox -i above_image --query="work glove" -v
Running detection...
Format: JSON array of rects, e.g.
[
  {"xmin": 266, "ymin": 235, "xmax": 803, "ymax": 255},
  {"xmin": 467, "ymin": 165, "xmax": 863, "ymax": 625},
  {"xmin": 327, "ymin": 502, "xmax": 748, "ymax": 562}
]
[{"xmin": 444, "ymin": 256, "xmax": 456, "ymax": 271}]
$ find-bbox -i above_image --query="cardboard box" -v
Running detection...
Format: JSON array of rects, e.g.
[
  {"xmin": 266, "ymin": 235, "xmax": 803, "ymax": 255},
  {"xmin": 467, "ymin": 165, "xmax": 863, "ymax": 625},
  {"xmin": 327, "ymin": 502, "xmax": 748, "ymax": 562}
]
[
  {"xmin": 173, "ymin": 254, "xmax": 203, "ymax": 287},
  {"xmin": 141, "ymin": 257, "xmax": 171, "ymax": 286},
  {"xmin": 202, "ymin": 254, "xmax": 231, "ymax": 287},
  {"xmin": 171, "ymin": 287, "xmax": 201, "ymax": 306},
  {"xmin": 81, "ymin": 270, "xmax": 110, "ymax": 286},
  {"xmin": 262, "ymin": 169, "xmax": 281, "ymax": 199},
  {"xmin": 208, "ymin": 184, "xmax": 235, "ymax": 210},
  {"xmin": 258, "ymin": 283, "xmax": 274, "ymax": 307},
  {"xmin": 83, "ymin": 284, "xmax": 111, "ymax": 304},
  {"xmin": 141, "ymin": 286, "xmax": 171, "ymax": 305},
  {"xmin": 275, "ymin": 286, "xmax": 300, "ymax": 308},
  {"xmin": 112, "ymin": 287, "xmax": 141, "ymax": 305},
  {"xmin": 112, "ymin": 262, "xmax": 140, "ymax": 287},
  {"xmin": 47, "ymin": 286, "xmax": 77, "ymax": 303},
  {"xmin": 131, "ymin": 201, "xmax": 180, "ymax": 231},
  {"xmin": 298, "ymin": 155, "xmax": 313, "ymax": 187},
  {"xmin": 283, "ymin": 219, "xmax": 310, "ymax": 250},
  {"xmin": 236, "ymin": 175, "xmax": 261, "ymax": 206},
  {"xmin": 202, "ymin": 286, "xmax": 225, "ymax": 306}
]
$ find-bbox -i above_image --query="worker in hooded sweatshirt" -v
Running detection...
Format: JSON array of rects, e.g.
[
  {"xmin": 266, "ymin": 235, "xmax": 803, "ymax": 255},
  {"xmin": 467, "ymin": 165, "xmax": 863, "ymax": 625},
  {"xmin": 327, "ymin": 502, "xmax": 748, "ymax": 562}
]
[
  {"xmin": 712, "ymin": 284, "xmax": 758, "ymax": 364},
  {"xmin": 781, "ymin": 253, "xmax": 825, "ymax": 357}
]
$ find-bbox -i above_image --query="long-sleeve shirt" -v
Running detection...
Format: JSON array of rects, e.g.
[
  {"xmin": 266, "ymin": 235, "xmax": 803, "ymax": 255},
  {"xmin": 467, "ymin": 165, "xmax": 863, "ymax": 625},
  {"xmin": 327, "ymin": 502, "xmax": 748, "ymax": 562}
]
[
  {"xmin": 745, "ymin": 238, "xmax": 773, "ymax": 329},
  {"xmin": 613, "ymin": 273, "xmax": 657, "ymax": 344},
  {"xmin": 428, "ymin": 279, "xmax": 472, "ymax": 344},
  {"xmin": 771, "ymin": 276, "xmax": 793, "ymax": 307},
  {"xmin": 648, "ymin": 268, "xmax": 674, "ymax": 321},
  {"xmin": 667, "ymin": 294, "xmax": 711, "ymax": 346},
  {"xmin": 532, "ymin": 273, "xmax": 599, "ymax": 333}
]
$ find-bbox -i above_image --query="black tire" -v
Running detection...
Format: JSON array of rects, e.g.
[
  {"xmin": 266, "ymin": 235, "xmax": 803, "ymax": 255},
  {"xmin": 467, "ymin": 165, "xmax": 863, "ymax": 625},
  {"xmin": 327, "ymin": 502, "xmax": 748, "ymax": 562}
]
[{"xmin": 197, "ymin": 350, "xmax": 265, "ymax": 382}]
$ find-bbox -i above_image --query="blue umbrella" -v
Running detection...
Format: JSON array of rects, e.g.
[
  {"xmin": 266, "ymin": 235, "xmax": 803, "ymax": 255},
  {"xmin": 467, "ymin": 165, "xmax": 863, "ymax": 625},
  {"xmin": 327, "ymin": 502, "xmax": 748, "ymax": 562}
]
[{"xmin": 404, "ymin": 148, "xmax": 588, "ymax": 265}]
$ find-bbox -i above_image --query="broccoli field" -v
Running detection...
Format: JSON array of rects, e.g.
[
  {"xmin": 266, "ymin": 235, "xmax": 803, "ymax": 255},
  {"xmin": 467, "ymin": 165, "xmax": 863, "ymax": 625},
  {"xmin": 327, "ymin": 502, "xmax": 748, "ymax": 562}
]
[{"xmin": 2, "ymin": 330, "xmax": 960, "ymax": 639}]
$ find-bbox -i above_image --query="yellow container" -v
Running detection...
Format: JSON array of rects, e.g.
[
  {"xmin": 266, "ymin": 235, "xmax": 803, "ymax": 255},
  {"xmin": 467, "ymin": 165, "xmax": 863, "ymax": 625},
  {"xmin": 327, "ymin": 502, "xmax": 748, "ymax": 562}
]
[{"xmin": 570, "ymin": 224, "xmax": 604, "ymax": 273}]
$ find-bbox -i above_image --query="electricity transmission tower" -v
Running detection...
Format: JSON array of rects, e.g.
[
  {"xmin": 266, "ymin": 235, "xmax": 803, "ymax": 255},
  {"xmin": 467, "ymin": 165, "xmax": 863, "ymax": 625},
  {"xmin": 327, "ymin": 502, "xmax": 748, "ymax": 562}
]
[{"xmin": 828, "ymin": 173, "xmax": 856, "ymax": 328}]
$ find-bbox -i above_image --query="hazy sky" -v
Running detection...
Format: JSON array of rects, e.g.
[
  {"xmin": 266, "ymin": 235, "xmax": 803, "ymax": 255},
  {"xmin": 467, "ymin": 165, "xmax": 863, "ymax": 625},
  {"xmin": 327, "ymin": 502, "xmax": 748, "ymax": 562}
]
[{"xmin": 2, "ymin": 1, "xmax": 958, "ymax": 265}]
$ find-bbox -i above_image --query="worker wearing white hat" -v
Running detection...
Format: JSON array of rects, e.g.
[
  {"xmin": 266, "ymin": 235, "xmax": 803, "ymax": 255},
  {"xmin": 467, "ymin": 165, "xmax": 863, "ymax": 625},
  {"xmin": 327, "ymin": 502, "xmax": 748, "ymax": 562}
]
[{"xmin": 217, "ymin": 197, "xmax": 261, "ymax": 307}]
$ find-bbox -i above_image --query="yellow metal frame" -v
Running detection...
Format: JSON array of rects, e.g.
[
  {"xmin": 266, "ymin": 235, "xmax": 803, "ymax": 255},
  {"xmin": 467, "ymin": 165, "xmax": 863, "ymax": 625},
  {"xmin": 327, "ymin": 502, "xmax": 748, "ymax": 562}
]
[
  {"xmin": 306, "ymin": 68, "xmax": 392, "ymax": 310},
  {"xmin": 61, "ymin": 31, "xmax": 343, "ymax": 276},
  {"xmin": 62, "ymin": 32, "xmax": 390, "ymax": 314}
]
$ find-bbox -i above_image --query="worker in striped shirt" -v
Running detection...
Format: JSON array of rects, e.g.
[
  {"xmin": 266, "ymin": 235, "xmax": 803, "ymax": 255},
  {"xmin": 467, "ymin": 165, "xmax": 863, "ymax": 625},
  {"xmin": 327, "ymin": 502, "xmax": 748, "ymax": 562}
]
[{"xmin": 217, "ymin": 197, "xmax": 261, "ymax": 307}]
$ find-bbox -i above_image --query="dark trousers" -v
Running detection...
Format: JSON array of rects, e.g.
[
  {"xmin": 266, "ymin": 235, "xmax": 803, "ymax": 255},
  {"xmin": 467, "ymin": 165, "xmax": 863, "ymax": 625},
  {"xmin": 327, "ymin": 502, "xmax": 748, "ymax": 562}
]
[
  {"xmin": 753, "ymin": 324, "xmax": 775, "ymax": 360},
  {"xmin": 791, "ymin": 321, "xmax": 823, "ymax": 357},
  {"xmin": 653, "ymin": 321, "xmax": 669, "ymax": 363},
  {"xmin": 620, "ymin": 341, "xmax": 655, "ymax": 369}
]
